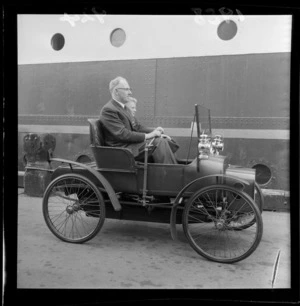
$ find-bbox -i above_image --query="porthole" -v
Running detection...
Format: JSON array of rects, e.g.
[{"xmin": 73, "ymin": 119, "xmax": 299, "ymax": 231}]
[
  {"xmin": 51, "ymin": 33, "xmax": 65, "ymax": 51},
  {"xmin": 110, "ymin": 28, "xmax": 126, "ymax": 47},
  {"xmin": 252, "ymin": 164, "xmax": 272, "ymax": 185},
  {"xmin": 217, "ymin": 20, "xmax": 237, "ymax": 41}
]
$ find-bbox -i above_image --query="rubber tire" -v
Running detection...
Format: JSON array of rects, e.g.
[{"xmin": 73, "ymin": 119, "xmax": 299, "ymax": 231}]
[
  {"xmin": 43, "ymin": 173, "xmax": 105, "ymax": 243},
  {"xmin": 255, "ymin": 182, "xmax": 264, "ymax": 213},
  {"xmin": 182, "ymin": 184, "xmax": 263, "ymax": 263}
]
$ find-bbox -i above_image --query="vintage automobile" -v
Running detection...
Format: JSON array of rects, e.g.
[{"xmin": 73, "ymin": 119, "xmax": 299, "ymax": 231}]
[{"xmin": 42, "ymin": 105, "xmax": 264, "ymax": 264}]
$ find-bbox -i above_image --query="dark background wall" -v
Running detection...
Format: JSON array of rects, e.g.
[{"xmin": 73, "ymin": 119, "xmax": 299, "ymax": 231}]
[
  {"xmin": 18, "ymin": 52, "xmax": 290, "ymax": 192},
  {"xmin": 18, "ymin": 53, "xmax": 290, "ymax": 122}
]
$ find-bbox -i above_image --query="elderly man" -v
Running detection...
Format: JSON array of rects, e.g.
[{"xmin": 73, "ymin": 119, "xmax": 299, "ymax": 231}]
[{"xmin": 99, "ymin": 76, "xmax": 178, "ymax": 164}]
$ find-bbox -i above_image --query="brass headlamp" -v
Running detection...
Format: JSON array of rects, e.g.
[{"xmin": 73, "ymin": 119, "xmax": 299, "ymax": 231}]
[
  {"xmin": 198, "ymin": 134, "xmax": 224, "ymax": 158},
  {"xmin": 211, "ymin": 135, "xmax": 224, "ymax": 155}
]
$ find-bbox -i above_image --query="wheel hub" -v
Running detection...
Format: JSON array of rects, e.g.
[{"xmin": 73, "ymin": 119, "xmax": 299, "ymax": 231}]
[
  {"xmin": 66, "ymin": 203, "xmax": 80, "ymax": 214},
  {"xmin": 66, "ymin": 206, "xmax": 73, "ymax": 214},
  {"xmin": 215, "ymin": 219, "xmax": 226, "ymax": 230}
]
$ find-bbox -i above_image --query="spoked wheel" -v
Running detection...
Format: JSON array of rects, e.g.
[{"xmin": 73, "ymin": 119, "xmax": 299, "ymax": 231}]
[
  {"xmin": 43, "ymin": 174, "xmax": 105, "ymax": 243},
  {"xmin": 254, "ymin": 182, "xmax": 264, "ymax": 213},
  {"xmin": 231, "ymin": 182, "xmax": 264, "ymax": 230},
  {"xmin": 182, "ymin": 185, "xmax": 263, "ymax": 263}
]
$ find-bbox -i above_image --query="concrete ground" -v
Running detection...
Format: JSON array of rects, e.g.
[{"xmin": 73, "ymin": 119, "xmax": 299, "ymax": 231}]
[{"xmin": 16, "ymin": 189, "xmax": 291, "ymax": 289}]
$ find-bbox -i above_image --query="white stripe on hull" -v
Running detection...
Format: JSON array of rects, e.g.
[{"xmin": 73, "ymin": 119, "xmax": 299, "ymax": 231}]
[
  {"xmin": 261, "ymin": 189, "xmax": 289, "ymax": 197},
  {"xmin": 18, "ymin": 124, "xmax": 289, "ymax": 140}
]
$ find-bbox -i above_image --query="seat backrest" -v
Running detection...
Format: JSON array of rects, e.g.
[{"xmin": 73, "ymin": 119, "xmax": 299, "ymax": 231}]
[
  {"xmin": 87, "ymin": 118, "xmax": 105, "ymax": 146},
  {"xmin": 91, "ymin": 145, "xmax": 136, "ymax": 171},
  {"xmin": 88, "ymin": 118, "xmax": 136, "ymax": 170}
]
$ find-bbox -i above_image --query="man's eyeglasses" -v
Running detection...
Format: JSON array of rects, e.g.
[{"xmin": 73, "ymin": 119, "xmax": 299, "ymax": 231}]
[{"xmin": 117, "ymin": 88, "xmax": 132, "ymax": 92}]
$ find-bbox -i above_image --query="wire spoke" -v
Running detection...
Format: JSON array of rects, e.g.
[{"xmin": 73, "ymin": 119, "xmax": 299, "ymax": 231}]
[
  {"xmin": 44, "ymin": 175, "xmax": 105, "ymax": 243},
  {"xmin": 184, "ymin": 186, "xmax": 261, "ymax": 263}
]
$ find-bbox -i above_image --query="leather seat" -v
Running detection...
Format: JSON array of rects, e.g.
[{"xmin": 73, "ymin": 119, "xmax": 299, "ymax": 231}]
[
  {"xmin": 87, "ymin": 118, "xmax": 105, "ymax": 146},
  {"xmin": 87, "ymin": 118, "xmax": 155, "ymax": 164},
  {"xmin": 88, "ymin": 118, "xmax": 136, "ymax": 170}
]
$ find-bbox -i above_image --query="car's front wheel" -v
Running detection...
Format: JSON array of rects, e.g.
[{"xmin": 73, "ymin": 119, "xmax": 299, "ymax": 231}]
[{"xmin": 182, "ymin": 185, "xmax": 263, "ymax": 263}]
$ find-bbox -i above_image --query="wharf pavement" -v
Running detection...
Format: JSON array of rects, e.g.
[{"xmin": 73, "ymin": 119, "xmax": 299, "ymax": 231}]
[{"xmin": 15, "ymin": 189, "xmax": 291, "ymax": 290}]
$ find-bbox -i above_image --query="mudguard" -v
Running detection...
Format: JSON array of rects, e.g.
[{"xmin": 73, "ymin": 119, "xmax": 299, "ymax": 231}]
[
  {"xmin": 49, "ymin": 158, "xmax": 122, "ymax": 211},
  {"xmin": 170, "ymin": 174, "xmax": 250, "ymax": 240}
]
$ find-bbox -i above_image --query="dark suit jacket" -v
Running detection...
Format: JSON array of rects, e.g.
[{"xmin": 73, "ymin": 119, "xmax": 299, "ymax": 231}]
[{"xmin": 99, "ymin": 99, "xmax": 153, "ymax": 156}]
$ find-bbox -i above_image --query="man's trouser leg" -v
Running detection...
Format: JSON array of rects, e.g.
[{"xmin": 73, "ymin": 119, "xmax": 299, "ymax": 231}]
[{"xmin": 151, "ymin": 137, "xmax": 178, "ymax": 164}]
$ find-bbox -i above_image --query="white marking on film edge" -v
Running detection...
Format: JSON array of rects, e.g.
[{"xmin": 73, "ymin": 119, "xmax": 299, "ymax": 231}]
[
  {"xmin": 18, "ymin": 124, "xmax": 289, "ymax": 140},
  {"xmin": 17, "ymin": 15, "xmax": 292, "ymax": 65}
]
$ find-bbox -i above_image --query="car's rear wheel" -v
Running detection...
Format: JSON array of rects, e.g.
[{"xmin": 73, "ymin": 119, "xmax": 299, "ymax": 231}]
[
  {"xmin": 43, "ymin": 174, "xmax": 105, "ymax": 243},
  {"xmin": 182, "ymin": 185, "xmax": 263, "ymax": 263}
]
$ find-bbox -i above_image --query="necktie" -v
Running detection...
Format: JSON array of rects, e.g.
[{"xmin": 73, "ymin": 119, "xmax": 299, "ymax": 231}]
[
  {"xmin": 124, "ymin": 105, "xmax": 132, "ymax": 117},
  {"xmin": 124, "ymin": 105, "xmax": 136, "ymax": 128}
]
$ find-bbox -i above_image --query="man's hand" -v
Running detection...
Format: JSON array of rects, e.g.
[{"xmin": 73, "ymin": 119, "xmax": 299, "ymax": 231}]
[
  {"xmin": 161, "ymin": 134, "xmax": 171, "ymax": 140},
  {"xmin": 155, "ymin": 127, "xmax": 164, "ymax": 134},
  {"xmin": 145, "ymin": 129, "xmax": 162, "ymax": 140}
]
